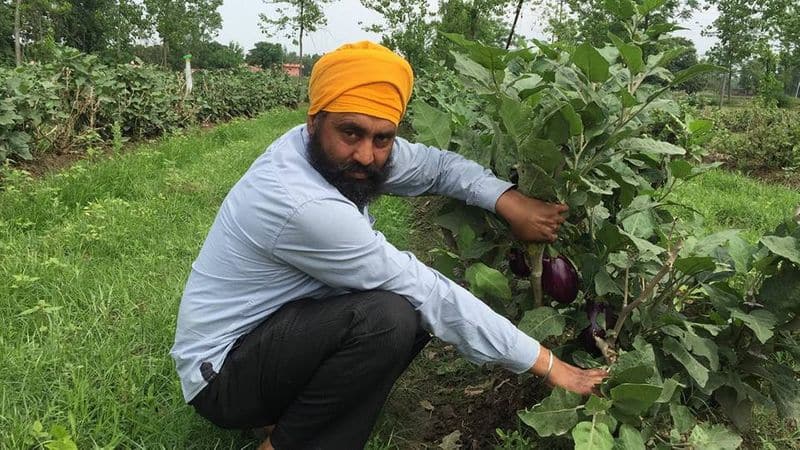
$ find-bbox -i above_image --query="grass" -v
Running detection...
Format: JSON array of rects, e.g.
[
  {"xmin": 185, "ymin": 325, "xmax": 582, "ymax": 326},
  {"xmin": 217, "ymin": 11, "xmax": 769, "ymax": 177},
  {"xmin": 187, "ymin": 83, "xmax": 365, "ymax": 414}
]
[
  {"xmin": 669, "ymin": 168, "xmax": 800, "ymax": 242},
  {"xmin": 0, "ymin": 107, "xmax": 414, "ymax": 449}
]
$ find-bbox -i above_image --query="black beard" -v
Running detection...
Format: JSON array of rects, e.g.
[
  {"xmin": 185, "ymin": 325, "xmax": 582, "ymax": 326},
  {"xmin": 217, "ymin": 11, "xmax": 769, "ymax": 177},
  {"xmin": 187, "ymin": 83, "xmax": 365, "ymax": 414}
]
[{"xmin": 307, "ymin": 130, "xmax": 392, "ymax": 211}]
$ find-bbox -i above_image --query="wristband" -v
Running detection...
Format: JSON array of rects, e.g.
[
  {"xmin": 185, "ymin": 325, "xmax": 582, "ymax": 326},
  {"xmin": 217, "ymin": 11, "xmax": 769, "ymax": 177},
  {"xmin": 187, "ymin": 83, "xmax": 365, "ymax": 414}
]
[{"xmin": 542, "ymin": 348, "xmax": 554, "ymax": 383}]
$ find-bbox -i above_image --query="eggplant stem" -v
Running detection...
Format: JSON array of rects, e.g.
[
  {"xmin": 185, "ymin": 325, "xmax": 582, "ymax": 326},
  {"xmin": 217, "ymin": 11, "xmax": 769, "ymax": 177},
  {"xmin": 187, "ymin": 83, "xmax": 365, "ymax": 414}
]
[{"xmin": 527, "ymin": 243, "xmax": 545, "ymax": 308}]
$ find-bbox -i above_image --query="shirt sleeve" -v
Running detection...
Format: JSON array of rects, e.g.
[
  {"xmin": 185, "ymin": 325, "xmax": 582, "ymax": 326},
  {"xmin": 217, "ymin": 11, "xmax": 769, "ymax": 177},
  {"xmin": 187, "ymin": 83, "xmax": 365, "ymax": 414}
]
[
  {"xmin": 383, "ymin": 138, "xmax": 514, "ymax": 213},
  {"xmin": 272, "ymin": 198, "xmax": 540, "ymax": 373}
]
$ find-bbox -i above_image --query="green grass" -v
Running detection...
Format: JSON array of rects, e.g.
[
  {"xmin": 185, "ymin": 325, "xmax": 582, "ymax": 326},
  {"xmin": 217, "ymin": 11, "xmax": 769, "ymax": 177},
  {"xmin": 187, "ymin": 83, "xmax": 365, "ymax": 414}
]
[
  {"xmin": 669, "ymin": 168, "xmax": 800, "ymax": 242},
  {"xmin": 0, "ymin": 108, "xmax": 414, "ymax": 449}
]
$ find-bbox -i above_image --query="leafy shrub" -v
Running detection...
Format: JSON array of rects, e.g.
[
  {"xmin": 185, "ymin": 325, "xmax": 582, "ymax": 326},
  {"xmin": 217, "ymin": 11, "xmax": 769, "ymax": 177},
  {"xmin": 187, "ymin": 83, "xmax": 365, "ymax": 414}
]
[
  {"xmin": 413, "ymin": 2, "xmax": 800, "ymax": 448},
  {"xmin": 0, "ymin": 45, "xmax": 302, "ymax": 164},
  {"xmin": 707, "ymin": 107, "xmax": 800, "ymax": 170}
]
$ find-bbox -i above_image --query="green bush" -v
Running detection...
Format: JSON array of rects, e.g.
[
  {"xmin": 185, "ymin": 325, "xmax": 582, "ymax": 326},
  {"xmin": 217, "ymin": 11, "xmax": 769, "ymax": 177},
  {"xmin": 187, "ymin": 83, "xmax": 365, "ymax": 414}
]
[
  {"xmin": 707, "ymin": 107, "xmax": 800, "ymax": 170},
  {"xmin": 0, "ymin": 46, "xmax": 302, "ymax": 164}
]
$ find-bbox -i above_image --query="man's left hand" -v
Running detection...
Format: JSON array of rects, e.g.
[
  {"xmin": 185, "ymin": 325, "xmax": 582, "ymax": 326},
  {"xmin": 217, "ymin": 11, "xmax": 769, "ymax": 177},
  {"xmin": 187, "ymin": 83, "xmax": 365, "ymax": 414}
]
[{"xmin": 495, "ymin": 189, "xmax": 568, "ymax": 242}]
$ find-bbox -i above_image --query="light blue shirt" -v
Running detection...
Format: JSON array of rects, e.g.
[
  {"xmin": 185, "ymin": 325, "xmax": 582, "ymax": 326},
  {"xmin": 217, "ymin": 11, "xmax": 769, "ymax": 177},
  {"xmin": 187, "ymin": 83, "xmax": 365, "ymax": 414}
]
[{"xmin": 171, "ymin": 124, "xmax": 540, "ymax": 402}]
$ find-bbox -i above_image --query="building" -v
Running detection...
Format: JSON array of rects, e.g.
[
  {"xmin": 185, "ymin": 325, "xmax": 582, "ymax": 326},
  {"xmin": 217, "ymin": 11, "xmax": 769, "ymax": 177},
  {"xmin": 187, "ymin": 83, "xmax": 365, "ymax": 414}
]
[{"xmin": 282, "ymin": 63, "xmax": 302, "ymax": 77}]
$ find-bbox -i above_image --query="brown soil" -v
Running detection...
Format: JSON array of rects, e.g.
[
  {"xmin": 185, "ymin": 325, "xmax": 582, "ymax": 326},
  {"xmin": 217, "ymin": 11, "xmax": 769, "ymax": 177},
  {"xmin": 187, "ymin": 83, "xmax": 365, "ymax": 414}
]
[{"xmin": 384, "ymin": 339, "xmax": 549, "ymax": 450}]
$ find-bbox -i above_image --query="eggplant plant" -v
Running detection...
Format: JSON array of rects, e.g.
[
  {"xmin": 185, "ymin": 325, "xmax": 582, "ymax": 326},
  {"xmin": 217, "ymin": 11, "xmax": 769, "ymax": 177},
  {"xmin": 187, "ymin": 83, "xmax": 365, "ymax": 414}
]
[{"xmin": 412, "ymin": 0, "xmax": 800, "ymax": 447}]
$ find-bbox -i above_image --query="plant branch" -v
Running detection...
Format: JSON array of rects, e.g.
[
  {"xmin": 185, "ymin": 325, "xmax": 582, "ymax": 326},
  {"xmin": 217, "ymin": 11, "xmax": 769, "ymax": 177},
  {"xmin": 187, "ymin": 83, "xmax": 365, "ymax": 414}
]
[{"xmin": 609, "ymin": 241, "xmax": 683, "ymax": 346}]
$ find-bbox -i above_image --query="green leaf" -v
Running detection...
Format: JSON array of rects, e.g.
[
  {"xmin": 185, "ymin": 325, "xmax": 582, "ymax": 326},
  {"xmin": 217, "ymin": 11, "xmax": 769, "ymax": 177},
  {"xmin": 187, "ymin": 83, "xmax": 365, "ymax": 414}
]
[
  {"xmin": 674, "ymin": 256, "xmax": 716, "ymax": 276},
  {"xmin": 656, "ymin": 378, "xmax": 682, "ymax": 403},
  {"xmin": 615, "ymin": 424, "xmax": 646, "ymax": 450},
  {"xmin": 499, "ymin": 97, "xmax": 530, "ymax": 146},
  {"xmin": 465, "ymin": 263, "xmax": 511, "ymax": 301},
  {"xmin": 518, "ymin": 138, "xmax": 563, "ymax": 173},
  {"xmin": 603, "ymin": 0, "xmax": 637, "ymax": 19},
  {"xmin": 572, "ymin": 420, "xmax": 614, "ymax": 450},
  {"xmin": 618, "ymin": 88, "xmax": 638, "ymax": 107},
  {"xmin": 671, "ymin": 64, "xmax": 725, "ymax": 87},
  {"xmin": 518, "ymin": 307, "xmax": 566, "ymax": 341},
  {"xmin": 730, "ymin": 309, "xmax": 777, "ymax": 344},
  {"xmin": 760, "ymin": 235, "xmax": 800, "ymax": 265},
  {"xmin": 517, "ymin": 162, "xmax": 557, "ymax": 201},
  {"xmin": 670, "ymin": 403, "xmax": 695, "ymax": 433},
  {"xmin": 585, "ymin": 395, "xmax": 613, "ymax": 415},
  {"xmin": 610, "ymin": 383, "xmax": 662, "ymax": 415},
  {"xmin": 611, "ymin": 348, "xmax": 656, "ymax": 386},
  {"xmin": 452, "ymin": 52, "xmax": 494, "ymax": 91},
  {"xmin": 663, "ymin": 336, "xmax": 708, "ymax": 387},
  {"xmin": 608, "ymin": 34, "xmax": 644, "ymax": 75},
  {"xmin": 688, "ymin": 424, "xmax": 742, "ymax": 450},
  {"xmin": 715, "ymin": 387, "xmax": 753, "ymax": 431},
  {"xmin": 669, "ymin": 159, "xmax": 692, "ymax": 179},
  {"xmin": 759, "ymin": 264, "xmax": 800, "ymax": 318},
  {"xmin": 637, "ymin": 0, "xmax": 666, "ymax": 15},
  {"xmin": 518, "ymin": 387, "xmax": 583, "ymax": 436},
  {"xmin": 428, "ymin": 248, "xmax": 461, "ymax": 280},
  {"xmin": 559, "ymin": 102, "xmax": 583, "ymax": 136},
  {"xmin": 572, "ymin": 43, "xmax": 611, "ymax": 83},
  {"xmin": 594, "ymin": 267, "xmax": 622, "ymax": 296},
  {"xmin": 618, "ymin": 137, "xmax": 685, "ymax": 155},
  {"xmin": 727, "ymin": 236, "xmax": 754, "ymax": 274},
  {"xmin": 456, "ymin": 224, "xmax": 476, "ymax": 253},
  {"xmin": 411, "ymin": 100, "xmax": 452, "ymax": 149}
]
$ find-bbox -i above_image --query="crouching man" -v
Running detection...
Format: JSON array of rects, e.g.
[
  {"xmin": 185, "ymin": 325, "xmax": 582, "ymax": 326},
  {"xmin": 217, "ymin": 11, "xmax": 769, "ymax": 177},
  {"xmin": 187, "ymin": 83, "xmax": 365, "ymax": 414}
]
[{"xmin": 171, "ymin": 41, "xmax": 606, "ymax": 450}]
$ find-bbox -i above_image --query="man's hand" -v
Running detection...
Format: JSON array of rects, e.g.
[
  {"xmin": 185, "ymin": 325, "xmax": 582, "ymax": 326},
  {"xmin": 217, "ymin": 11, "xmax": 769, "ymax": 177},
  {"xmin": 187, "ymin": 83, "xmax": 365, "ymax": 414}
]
[
  {"xmin": 495, "ymin": 189, "xmax": 568, "ymax": 242},
  {"xmin": 530, "ymin": 346, "xmax": 608, "ymax": 396}
]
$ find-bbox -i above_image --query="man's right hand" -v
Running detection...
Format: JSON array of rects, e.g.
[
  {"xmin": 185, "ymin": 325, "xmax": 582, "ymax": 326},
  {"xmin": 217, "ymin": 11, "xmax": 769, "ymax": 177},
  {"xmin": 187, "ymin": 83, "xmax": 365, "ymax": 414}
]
[{"xmin": 529, "ymin": 346, "xmax": 608, "ymax": 396}]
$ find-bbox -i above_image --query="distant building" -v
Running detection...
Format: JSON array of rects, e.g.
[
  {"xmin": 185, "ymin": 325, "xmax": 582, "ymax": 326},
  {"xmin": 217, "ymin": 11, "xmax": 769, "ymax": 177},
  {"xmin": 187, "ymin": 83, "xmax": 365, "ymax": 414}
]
[
  {"xmin": 282, "ymin": 63, "xmax": 302, "ymax": 77},
  {"xmin": 246, "ymin": 65, "xmax": 263, "ymax": 73}
]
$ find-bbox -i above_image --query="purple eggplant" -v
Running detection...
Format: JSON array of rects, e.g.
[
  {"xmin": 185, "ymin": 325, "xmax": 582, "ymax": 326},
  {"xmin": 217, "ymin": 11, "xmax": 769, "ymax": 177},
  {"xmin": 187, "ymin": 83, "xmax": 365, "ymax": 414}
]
[
  {"xmin": 507, "ymin": 247, "xmax": 531, "ymax": 277},
  {"xmin": 580, "ymin": 299, "xmax": 616, "ymax": 355},
  {"xmin": 542, "ymin": 255, "xmax": 579, "ymax": 304}
]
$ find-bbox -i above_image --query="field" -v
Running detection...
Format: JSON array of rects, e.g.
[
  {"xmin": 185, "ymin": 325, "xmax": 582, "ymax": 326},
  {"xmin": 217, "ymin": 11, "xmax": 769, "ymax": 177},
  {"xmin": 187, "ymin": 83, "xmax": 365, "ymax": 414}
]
[{"xmin": 2, "ymin": 106, "xmax": 799, "ymax": 448}]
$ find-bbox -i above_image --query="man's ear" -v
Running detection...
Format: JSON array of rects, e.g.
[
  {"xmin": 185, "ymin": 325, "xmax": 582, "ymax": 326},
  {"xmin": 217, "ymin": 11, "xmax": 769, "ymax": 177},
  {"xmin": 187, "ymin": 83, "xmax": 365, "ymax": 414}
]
[{"xmin": 306, "ymin": 114, "xmax": 315, "ymax": 134}]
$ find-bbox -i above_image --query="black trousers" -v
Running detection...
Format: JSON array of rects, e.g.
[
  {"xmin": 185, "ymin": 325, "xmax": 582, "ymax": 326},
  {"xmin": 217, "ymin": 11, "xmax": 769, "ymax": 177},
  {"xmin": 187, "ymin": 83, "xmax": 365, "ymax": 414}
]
[{"xmin": 189, "ymin": 290, "xmax": 431, "ymax": 450}]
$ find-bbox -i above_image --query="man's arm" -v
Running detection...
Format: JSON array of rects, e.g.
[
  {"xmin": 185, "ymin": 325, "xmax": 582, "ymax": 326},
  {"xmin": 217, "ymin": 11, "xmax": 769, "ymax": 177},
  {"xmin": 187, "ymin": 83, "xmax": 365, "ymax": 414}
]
[{"xmin": 272, "ymin": 197, "xmax": 540, "ymax": 374}]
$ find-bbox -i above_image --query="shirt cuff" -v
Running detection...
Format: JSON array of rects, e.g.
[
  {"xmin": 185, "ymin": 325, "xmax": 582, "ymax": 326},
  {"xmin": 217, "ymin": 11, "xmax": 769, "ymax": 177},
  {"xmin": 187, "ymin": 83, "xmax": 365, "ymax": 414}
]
[
  {"xmin": 473, "ymin": 177, "xmax": 515, "ymax": 213},
  {"xmin": 500, "ymin": 330, "xmax": 540, "ymax": 374}
]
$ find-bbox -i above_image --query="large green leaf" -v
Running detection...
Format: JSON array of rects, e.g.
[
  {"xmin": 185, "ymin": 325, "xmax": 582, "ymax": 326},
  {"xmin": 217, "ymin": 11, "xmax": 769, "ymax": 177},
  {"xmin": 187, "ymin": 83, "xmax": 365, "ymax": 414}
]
[
  {"xmin": 758, "ymin": 264, "xmax": 800, "ymax": 318},
  {"xmin": 517, "ymin": 162, "xmax": 557, "ymax": 201},
  {"xmin": 730, "ymin": 309, "xmax": 777, "ymax": 344},
  {"xmin": 518, "ymin": 138, "xmax": 562, "ymax": 173},
  {"xmin": 518, "ymin": 307, "xmax": 566, "ymax": 341},
  {"xmin": 572, "ymin": 420, "xmax": 613, "ymax": 450},
  {"xmin": 585, "ymin": 395, "xmax": 613, "ymax": 415},
  {"xmin": 411, "ymin": 100, "xmax": 452, "ymax": 149},
  {"xmin": 608, "ymin": 34, "xmax": 644, "ymax": 75},
  {"xmin": 688, "ymin": 424, "xmax": 742, "ymax": 450},
  {"xmin": 663, "ymin": 336, "xmax": 709, "ymax": 387},
  {"xmin": 670, "ymin": 403, "xmax": 695, "ymax": 433},
  {"xmin": 603, "ymin": 0, "xmax": 637, "ymax": 19},
  {"xmin": 615, "ymin": 424, "xmax": 646, "ymax": 450},
  {"xmin": 451, "ymin": 52, "xmax": 494, "ymax": 92},
  {"xmin": 610, "ymin": 383, "xmax": 662, "ymax": 415},
  {"xmin": 760, "ymin": 235, "xmax": 800, "ymax": 265},
  {"xmin": 674, "ymin": 256, "xmax": 716, "ymax": 276},
  {"xmin": 519, "ymin": 388, "xmax": 582, "ymax": 436},
  {"xmin": 671, "ymin": 64, "xmax": 726, "ymax": 87},
  {"xmin": 572, "ymin": 43, "xmax": 611, "ymax": 83},
  {"xmin": 465, "ymin": 263, "xmax": 511, "ymax": 301},
  {"xmin": 499, "ymin": 97, "xmax": 530, "ymax": 146},
  {"xmin": 637, "ymin": 0, "xmax": 666, "ymax": 15}
]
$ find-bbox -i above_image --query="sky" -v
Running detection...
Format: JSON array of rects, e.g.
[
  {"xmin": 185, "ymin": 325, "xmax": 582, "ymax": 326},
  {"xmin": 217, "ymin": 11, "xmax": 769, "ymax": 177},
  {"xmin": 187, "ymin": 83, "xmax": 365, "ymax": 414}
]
[{"xmin": 216, "ymin": 0, "xmax": 719, "ymax": 57}]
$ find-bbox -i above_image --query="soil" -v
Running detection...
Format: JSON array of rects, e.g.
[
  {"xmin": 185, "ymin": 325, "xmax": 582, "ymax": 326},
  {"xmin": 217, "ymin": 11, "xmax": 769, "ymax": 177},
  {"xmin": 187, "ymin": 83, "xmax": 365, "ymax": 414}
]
[{"xmin": 385, "ymin": 339, "xmax": 550, "ymax": 450}]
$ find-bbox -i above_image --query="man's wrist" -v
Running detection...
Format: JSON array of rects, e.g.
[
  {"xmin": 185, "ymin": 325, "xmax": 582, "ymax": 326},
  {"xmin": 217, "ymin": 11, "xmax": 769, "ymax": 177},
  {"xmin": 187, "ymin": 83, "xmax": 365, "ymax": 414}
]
[{"xmin": 494, "ymin": 187, "xmax": 523, "ymax": 222}]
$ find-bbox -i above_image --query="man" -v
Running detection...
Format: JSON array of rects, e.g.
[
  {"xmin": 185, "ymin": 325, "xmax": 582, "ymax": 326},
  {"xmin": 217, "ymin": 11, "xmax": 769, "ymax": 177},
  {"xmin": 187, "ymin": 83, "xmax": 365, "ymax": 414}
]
[{"xmin": 171, "ymin": 41, "xmax": 607, "ymax": 450}]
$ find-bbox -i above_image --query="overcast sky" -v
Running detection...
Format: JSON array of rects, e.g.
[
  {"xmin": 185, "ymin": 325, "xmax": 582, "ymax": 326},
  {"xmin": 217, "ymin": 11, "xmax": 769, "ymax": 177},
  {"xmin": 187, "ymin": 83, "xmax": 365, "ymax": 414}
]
[{"xmin": 216, "ymin": 0, "xmax": 719, "ymax": 57}]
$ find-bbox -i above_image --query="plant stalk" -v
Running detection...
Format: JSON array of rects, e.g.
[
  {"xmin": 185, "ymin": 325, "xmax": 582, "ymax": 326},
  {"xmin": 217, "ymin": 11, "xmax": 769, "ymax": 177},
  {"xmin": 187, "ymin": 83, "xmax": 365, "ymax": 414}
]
[{"xmin": 527, "ymin": 242, "xmax": 544, "ymax": 307}]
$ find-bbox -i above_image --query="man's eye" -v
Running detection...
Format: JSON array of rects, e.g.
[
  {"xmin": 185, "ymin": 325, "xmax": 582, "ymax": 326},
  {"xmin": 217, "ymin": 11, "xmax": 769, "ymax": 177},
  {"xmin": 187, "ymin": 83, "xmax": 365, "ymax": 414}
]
[{"xmin": 374, "ymin": 136, "xmax": 393, "ymax": 147}]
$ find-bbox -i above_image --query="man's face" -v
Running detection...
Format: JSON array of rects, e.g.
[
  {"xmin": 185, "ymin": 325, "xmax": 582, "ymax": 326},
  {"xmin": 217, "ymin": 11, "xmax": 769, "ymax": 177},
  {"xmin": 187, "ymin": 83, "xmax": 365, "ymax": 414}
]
[{"xmin": 306, "ymin": 112, "xmax": 397, "ymax": 210}]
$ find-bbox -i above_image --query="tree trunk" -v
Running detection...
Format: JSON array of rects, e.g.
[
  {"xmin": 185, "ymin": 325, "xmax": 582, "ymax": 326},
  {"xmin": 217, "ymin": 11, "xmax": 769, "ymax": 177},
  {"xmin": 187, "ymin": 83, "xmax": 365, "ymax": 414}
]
[
  {"xmin": 14, "ymin": 0, "xmax": 22, "ymax": 66},
  {"xmin": 726, "ymin": 67, "xmax": 732, "ymax": 104},
  {"xmin": 718, "ymin": 73, "xmax": 726, "ymax": 108},
  {"xmin": 298, "ymin": 0, "xmax": 304, "ymax": 77},
  {"xmin": 505, "ymin": 0, "xmax": 524, "ymax": 49},
  {"xmin": 795, "ymin": 77, "xmax": 800, "ymax": 98}
]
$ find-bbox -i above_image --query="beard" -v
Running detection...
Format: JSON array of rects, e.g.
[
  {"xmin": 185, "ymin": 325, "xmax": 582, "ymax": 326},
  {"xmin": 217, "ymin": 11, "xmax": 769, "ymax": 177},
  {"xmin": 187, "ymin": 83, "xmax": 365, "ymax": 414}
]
[{"xmin": 307, "ymin": 129, "xmax": 393, "ymax": 211}]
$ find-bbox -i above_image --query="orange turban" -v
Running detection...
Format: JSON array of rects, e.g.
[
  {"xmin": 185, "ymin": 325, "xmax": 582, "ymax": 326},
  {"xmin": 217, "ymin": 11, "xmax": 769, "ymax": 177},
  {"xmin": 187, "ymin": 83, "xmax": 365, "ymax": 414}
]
[{"xmin": 308, "ymin": 41, "xmax": 414, "ymax": 125}]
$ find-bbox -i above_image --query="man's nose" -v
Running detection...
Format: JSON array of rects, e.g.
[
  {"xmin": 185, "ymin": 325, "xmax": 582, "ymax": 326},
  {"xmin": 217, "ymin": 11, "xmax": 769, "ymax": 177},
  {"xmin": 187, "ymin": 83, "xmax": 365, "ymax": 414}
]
[{"xmin": 352, "ymin": 141, "xmax": 375, "ymax": 166}]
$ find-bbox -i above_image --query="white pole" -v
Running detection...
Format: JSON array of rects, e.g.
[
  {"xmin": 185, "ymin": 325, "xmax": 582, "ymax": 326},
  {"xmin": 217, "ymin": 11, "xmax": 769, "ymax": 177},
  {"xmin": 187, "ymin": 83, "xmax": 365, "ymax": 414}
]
[{"xmin": 184, "ymin": 54, "xmax": 193, "ymax": 96}]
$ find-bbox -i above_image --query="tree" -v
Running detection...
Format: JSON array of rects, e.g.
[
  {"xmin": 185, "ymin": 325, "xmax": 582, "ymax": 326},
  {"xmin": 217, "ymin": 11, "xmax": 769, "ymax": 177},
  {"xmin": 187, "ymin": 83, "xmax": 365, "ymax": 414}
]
[
  {"xmin": 703, "ymin": 0, "xmax": 760, "ymax": 104},
  {"xmin": 360, "ymin": 0, "xmax": 438, "ymax": 69},
  {"xmin": 143, "ymin": 0, "xmax": 224, "ymax": 66},
  {"xmin": 434, "ymin": 0, "xmax": 509, "ymax": 62},
  {"xmin": 192, "ymin": 41, "xmax": 244, "ymax": 69},
  {"xmin": 763, "ymin": 0, "xmax": 800, "ymax": 96},
  {"xmin": 260, "ymin": 0, "xmax": 331, "ymax": 76},
  {"xmin": 246, "ymin": 41, "xmax": 285, "ymax": 68}
]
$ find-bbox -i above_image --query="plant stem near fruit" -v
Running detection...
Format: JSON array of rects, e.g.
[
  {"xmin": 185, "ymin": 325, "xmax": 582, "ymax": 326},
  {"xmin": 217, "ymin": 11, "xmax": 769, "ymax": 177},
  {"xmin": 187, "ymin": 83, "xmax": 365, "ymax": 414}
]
[{"xmin": 528, "ymin": 243, "xmax": 545, "ymax": 307}]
